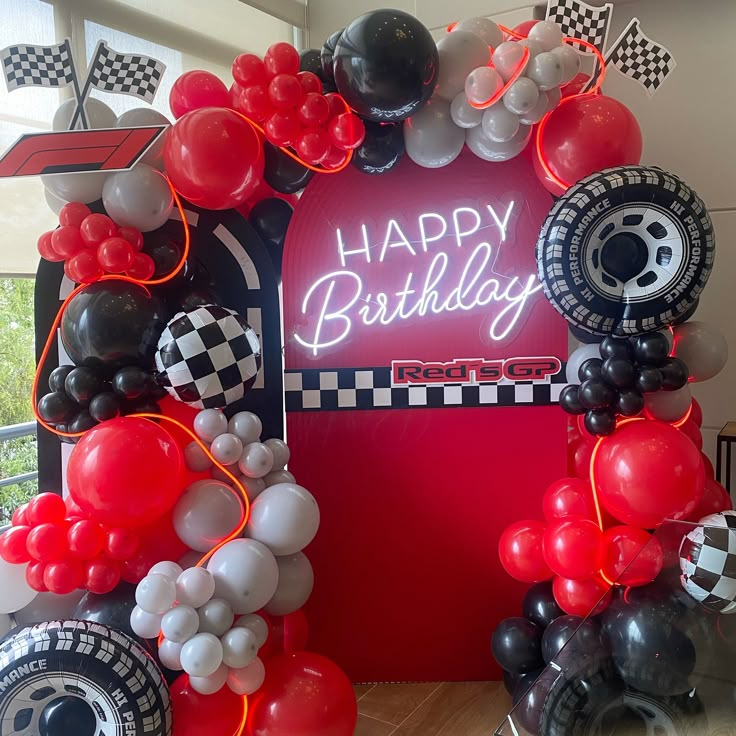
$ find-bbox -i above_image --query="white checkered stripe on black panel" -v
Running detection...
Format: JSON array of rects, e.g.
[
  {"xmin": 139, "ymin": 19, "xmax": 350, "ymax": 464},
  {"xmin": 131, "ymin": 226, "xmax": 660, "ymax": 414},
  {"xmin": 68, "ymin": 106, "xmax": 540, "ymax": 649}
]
[
  {"xmin": 156, "ymin": 306, "xmax": 261, "ymax": 409},
  {"xmin": 1, "ymin": 40, "xmax": 74, "ymax": 90},
  {"xmin": 88, "ymin": 42, "xmax": 165, "ymax": 102},
  {"xmin": 284, "ymin": 367, "xmax": 568, "ymax": 411},
  {"xmin": 546, "ymin": 0, "xmax": 613, "ymax": 51},
  {"xmin": 680, "ymin": 512, "xmax": 736, "ymax": 612}
]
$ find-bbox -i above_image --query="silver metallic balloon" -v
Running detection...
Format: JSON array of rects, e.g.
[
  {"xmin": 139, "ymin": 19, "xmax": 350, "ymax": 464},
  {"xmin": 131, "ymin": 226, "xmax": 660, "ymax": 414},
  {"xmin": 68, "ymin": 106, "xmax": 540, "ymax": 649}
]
[
  {"xmin": 465, "ymin": 123, "xmax": 531, "ymax": 162},
  {"xmin": 450, "ymin": 92, "xmax": 483, "ymax": 129},
  {"xmin": 672, "ymin": 321, "xmax": 728, "ymax": 382},
  {"xmin": 435, "ymin": 31, "xmax": 491, "ymax": 101},
  {"xmin": 491, "ymin": 42, "xmax": 527, "ymax": 82},
  {"xmin": 528, "ymin": 21, "xmax": 564, "ymax": 52},
  {"xmin": 526, "ymin": 51, "xmax": 564, "ymax": 91},
  {"xmin": 551, "ymin": 44, "xmax": 581, "ymax": 85},
  {"xmin": 566, "ymin": 343, "xmax": 601, "ymax": 384},
  {"xmin": 465, "ymin": 66, "xmax": 503, "ymax": 105},
  {"xmin": 264, "ymin": 552, "xmax": 315, "ymax": 616},
  {"xmin": 452, "ymin": 18, "xmax": 503, "ymax": 48},
  {"xmin": 116, "ymin": 107, "xmax": 170, "ymax": 171},
  {"xmin": 645, "ymin": 384, "xmax": 692, "ymax": 422},
  {"xmin": 102, "ymin": 163, "xmax": 173, "ymax": 232},
  {"xmin": 503, "ymin": 77, "xmax": 540, "ymax": 115},
  {"xmin": 404, "ymin": 96, "xmax": 465, "ymax": 169},
  {"xmin": 481, "ymin": 103, "xmax": 520, "ymax": 142}
]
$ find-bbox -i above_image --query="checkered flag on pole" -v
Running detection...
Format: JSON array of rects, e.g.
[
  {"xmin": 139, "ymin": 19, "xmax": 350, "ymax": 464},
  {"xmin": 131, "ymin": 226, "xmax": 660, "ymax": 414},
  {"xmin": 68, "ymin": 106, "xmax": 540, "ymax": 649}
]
[
  {"xmin": 546, "ymin": 0, "xmax": 613, "ymax": 52},
  {"xmin": 1, "ymin": 39, "xmax": 75, "ymax": 90}
]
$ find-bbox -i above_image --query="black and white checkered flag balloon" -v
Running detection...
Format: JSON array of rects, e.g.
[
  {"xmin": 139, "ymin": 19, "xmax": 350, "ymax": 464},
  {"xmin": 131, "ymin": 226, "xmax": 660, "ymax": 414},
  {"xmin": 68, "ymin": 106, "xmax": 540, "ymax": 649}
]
[
  {"xmin": 0, "ymin": 40, "xmax": 76, "ymax": 90},
  {"xmin": 546, "ymin": 0, "xmax": 613, "ymax": 52},
  {"xmin": 680, "ymin": 511, "xmax": 736, "ymax": 614},
  {"xmin": 155, "ymin": 305, "xmax": 261, "ymax": 409},
  {"xmin": 87, "ymin": 41, "xmax": 165, "ymax": 103}
]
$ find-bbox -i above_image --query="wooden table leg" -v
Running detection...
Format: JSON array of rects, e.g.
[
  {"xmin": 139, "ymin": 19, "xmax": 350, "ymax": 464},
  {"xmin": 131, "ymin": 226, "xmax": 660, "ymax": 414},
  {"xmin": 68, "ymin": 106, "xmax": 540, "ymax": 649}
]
[{"xmin": 717, "ymin": 438, "xmax": 723, "ymax": 484}]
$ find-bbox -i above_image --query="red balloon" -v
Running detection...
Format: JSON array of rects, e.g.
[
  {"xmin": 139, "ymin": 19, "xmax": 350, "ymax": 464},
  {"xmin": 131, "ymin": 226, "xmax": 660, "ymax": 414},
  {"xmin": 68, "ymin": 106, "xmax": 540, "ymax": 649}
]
[
  {"xmin": 27, "ymin": 492, "xmax": 66, "ymax": 525},
  {"xmin": 44, "ymin": 559, "xmax": 84, "ymax": 594},
  {"xmin": 26, "ymin": 561, "xmax": 47, "ymax": 592},
  {"xmin": 297, "ymin": 93, "xmax": 330, "ymax": 127},
  {"xmin": 601, "ymin": 526, "xmax": 663, "ymax": 586},
  {"xmin": 51, "ymin": 225, "xmax": 85, "ymax": 258},
  {"xmin": 67, "ymin": 417, "xmax": 184, "ymax": 528},
  {"xmin": 38, "ymin": 231, "xmax": 64, "ymax": 262},
  {"xmin": 236, "ymin": 84, "xmax": 273, "ymax": 122},
  {"xmin": 328, "ymin": 113, "xmax": 366, "ymax": 151},
  {"xmin": 64, "ymin": 495, "xmax": 87, "ymax": 521},
  {"xmin": 690, "ymin": 399, "xmax": 703, "ymax": 428},
  {"xmin": 560, "ymin": 73, "xmax": 595, "ymax": 99},
  {"xmin": 170, "ymin": 70, "xmax": 230, "ymax": 119},
  {"xmin": 688, "ymin": 478, "xmax": 733, "ymax": 521},
  {"xmin": 232, "ymin": 54, "xmax": 268, "ymax": 87},
  {"xmin": 26, "ymin": 523, "xmax": 67, "ymax": 563},
  {"xmin": 542, "ymin": 477, "xmax": 597, "ymax": 522},
  {"xmin": 543, "ymin": 519, "xmax": 603, "ymax": 579},
  {"xmin": 321, "ymin": 146, "xmax": 348, "ymax": 170},
  {"xmin": 261, "ymin": 610, "xmax": 309, "ymax": 660},
  {"xmin": 592, "ymin": 420, "xmax": 704, "ymax": 528},
  {"xmin": 553, "ymin": 575, "xmax": 612, "ymax": 616},
  {"xmin": 120, "ymin": 551, "xmax": 156, "ymax": 584},
  {"xmin": 248, "ymin": 652, "xmax": 357, "ymax": 736},
  {"xmin": 296, "ymin": 129, "xmax": 331, "ymax": 165},
  {"xmin": 512, "ymin": 20, "xmax": 539, "ymax": 37},
  {"xmin": 67, "ymin": 520, "xmax": 105, "ymax": 560},
  {"xmin": 164, "ymin": 108, "xmax": 264, "ymax": 210},
  {"xmin": 59, "ymin": 202, "xmax": 92, "ymax": 228},
  {"xmin": 170, "ymin": 674, "xmax": 246, "ymax": 736},
  {"xmin": 65, "ymin": 251, "xmax": 104, "ymax": 284},
  {"xmin": 702, "ymin": 453, "xmax": 715, "ymax": 480},
  {"xmin": 297, "ymin": 71, "xmax": 322, "ymax": 95},
  {"xmin": 127, "ymin": 252, "xmax": 156, "ymax": 281},
  {"xmin": 268, "ymin": 74, "xmax": 304, "ymax": 111},
  {"xmin": 105, "ymin": 527, "xmax": 141, "ymax": 560},
  {"xmin": 264, "ymin": 111, "xmax": 302, "ymax": 147},
  {"xmin": 116, "ymin": 226, "xmax": 144, "ymax": 251},
  {"xmin": 324, "ymin": 93, "xmax": 347, "ymax": 120},
  {"xmin": 679, "ymin": 418, "xmax": 703, "ymax": 451},
  {"xmin": 572, "ymin": 440, "xmax": 594, "ymax": 479},
  {"xmin": 499, "ymin": 520, "xmax": 553, "ymax": 583},
  {"xmin": 85, "ymin": 557, "xmax": 121, "ymax": 594},
  {"xmin": 12, "ymin": 503, "xmax": 29, "ymax": 526},
  {"xmin": 0, "ymin": 526, "xmax": 31, "ymax": 564},
  {"xmin": 97, "ymin": 237, "xmax": 135, "ymax": 273},
  {"xmin": 264, "ymin": 42, "xmax": 300, "ymax": 78},
  {"xmin": 535, "ymin": 95, "xmax": 642, "ymax": 196},
  {"xmin": 80, "ymin": 214, "xmax": 116, "ymax": 247}
]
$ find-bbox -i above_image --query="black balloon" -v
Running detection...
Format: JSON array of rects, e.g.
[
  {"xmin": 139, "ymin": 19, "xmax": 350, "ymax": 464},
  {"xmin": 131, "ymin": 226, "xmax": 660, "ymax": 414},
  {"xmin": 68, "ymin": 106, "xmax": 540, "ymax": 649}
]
[
  {"xmin": 600, "ymin": 336, "xmax": 633, "ymax": 360},
  {"xmin": 333, "ymin": 10, "xmax": 438, "ymax": 121},
  {"xmin": 600, "ymin": 357, "xmax": 635, "ymax": 388},
  {"xmin": 320, "ymin": 28, "xmax": 343, "ymax": 80},
  {"xmin": 511, "ymin": 668, "xmax": 544, "ymax": 705},
  {"xmin": 523, "ymin": 581, "xmax": 564, "ymax": 630},
  {"xmin": 299, "ymin": 48, "xmax": 323, "ymax": 76},
  {"xmin": 578, "ymin": 358, "xmax": 603, "ymax": 382},
  {"xmin": 559, "ymin": 384, "xmax": 585, "ymax": 415},
  {"xmin": 48, "ymin": 365, "xmax": 73, "ymax": 393},
  {"xmin": 69, "ymin": 410, "xmax": 97, "ymax": 433},
  {"xmin": 61, "ymin": 281, "xmax": 169, "ymax": 370},
  {"xmin": 89, "ymin": 392, "xmax": 120, "ymax": 422},
  {"xmin": 661, "ymin": 357, "xmax": 689, "ymax": 390},
  {"xmin": 264, "ymin": 142, "xmax": 314, "ymax": 194},
  {"xmin": 636, "ymin": 365, "xmax": 664, "ymax": 393},
  {"xmin": 122, "ymin": 398, "xmax": 161, "ymax": 417},
  {"xmin": 249, "ymin": 198, "xmax": 293, "ymax": 247},
  {"xmin": 74, "ymin": 583, "xmax": 139, "ymax": 640},
  {"xmin": 569, "ymin": 325, "xmax": 601, "ymax": 344},
  {"xmin": 578, "ymin": 379, "xmax": 617, "ymax": 410},
  {"xmin": 39, "ymin": 696, "xmax": 97, "ymax": 735},
  {"xmin": 503, "ymin": 669, "xmax": 521, "ymax": 696},
  {"xmin": 585, "ymin": 408, "xmax": 617, "ymax": 436},
  {"xmin": 112, "ymin": 366, "xmax": 150, "ymax": 399},
  {"xmin": 492, "ymin": 617, "xmax": 544, "ymax": 674},
  {"xmin": 542, "ymin": 615, "xmax": 607, "ymax": 665},
  {"xmin": 512, "ymin": 667, "xmax": 558, "ymax": 735},
  {"xmin": 352, "ymin": 120, "xmax": 405, "ymax": 175},
  {"xmin": 64, "ymin": 367, "xmax": 104, "ymax": 407},
  {"xmin": 616, "ymin": 388, "xmax": 644, "ymax": 416},
  {"xmin": 633, "ymin": 332, "xmax": 670, "ymax": 366},
  {"xmin": 37, "ymin": 391, "xmax": 76, "ymax": 424},
  {"xmin": 145, "ymin": 237, "xmax": 184, "ymax": 280},
  {"xmin": 175, "ymin": 286, "xmax": 222, "ymax": 313}
]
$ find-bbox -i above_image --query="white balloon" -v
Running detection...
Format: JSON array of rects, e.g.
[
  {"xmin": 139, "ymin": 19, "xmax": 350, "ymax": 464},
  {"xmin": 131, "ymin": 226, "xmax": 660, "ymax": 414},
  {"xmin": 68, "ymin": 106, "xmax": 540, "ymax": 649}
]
[
  {"xmin": 263, "ymin": 438, "xmax": 290, "ymax": 471},
  {"xmin": 263, "ymin": 470, "xmax": 296, "ymax": 488},
  {"xmin": 13, "ymin": 590, "xmax": 84, "ymax": 624},
  {"xmin": 528, "ymin": 21, "xmax": 565, "ymax": 52},
  {"xmin": 465, "ymin": 123, "xmax": 531, "ymax": 162},
  {"xmin": 228, "ymin": 412, "xmax": 262, "ymax": 444},
  {"xmin": 161, "ymin": 604, "xmax": 199, "ymax": 643},
  {"xmin": 481, "ymin": 104, "xmax": 520, "ymax": 142},
  {"xmin": 566, "ymin": 343, "xmax": 601, "ymax": 384},
  {"xmin": 176, "ymin": 567, "xmax": 216, "ymax": 608},
  {"xmin": 53, "ymin": 97, "xmax": 116, "ymax": 131},
  {"xmin": 102, "ymin": 163, "xmax": 173, "ymax": 232},
  {"xmin": 246, "ymin": 483, "xmax": 321, "ymax": 556},
  {"xmin": 227, "ymin": 657, "xmax": 265, "ymax": 695},
  {"xmin": 184, "ymin": 442, "xmax": 212, "ymax": 472},
  {"xmin": 178, "ymin": 549, "xmax": 204, "ymax": 570},
  {"xmin": 452, "ymin": 18, "xmax": 503, "ymax": 48},
  {"xmin": 207, "ymin": 538, "xmax": 279, "ymax": 614},
  {"xmin": 465, "ymin": 66, "xmax": 503, "ymax": 106},
  {"xmin": 0, "ymin": 560, "xmax": 36, "ymax": 614},
  {"xmin": 135, "ymin": 573, "xmax": 177, "ymax": 614},
  {"xmin": 149, "ymin": 561, "xmax": 184, "ymax": 582},
  {"xmin": 197, "ymin": 598, "xmax": 235, "ymax": 636},
  {"xmin": 210, "ymin": 465, "xmax": 239, "ymax": 484},
  {"xmin": 519, "ymin": 91, "xmax": 550, "ymax": 125},
  {"xmin": 526, "ymin": 51, "xmax": 564, "ymax": 91},
  {"xmin": 221, "ymin": 626, "xmax": 258, "ymax": 668},
  {"xmin": 491, "ymin": 42, "xmax": 526, "ymax": 82},
  {"xmin": 44, "ymin": 188, "xmax": 66, "ymax": 215},
  {"xmin": 180, "ymin": 632, "xmax": 223, "ymax": 677},
  {"xmin": 238, "ymin": 475, "xmax": 267, "ymax": 501},
  {"xmin": 190, "ymin": 663, "xmax": 229, "ymax": 695},
  {"xmin": 644, "ymin": 384, "xmax": 692, "ymax": 422},
  {"xmin": 159, "ymin": 638, "xmax": 185, "ymax": 670},
  {"xmin": 551, "ymin": 44, "xmax": 581, "ymax": 85},
  {"xmin": 211, "ymin": 433, "xmax": 244, "ymax": 466},
  {"xmin": 503, "ymin": 78, "xmax": 540, "ymax": 115},
  {"xmin": 130, "ymin": 606, "xmax": 163, "ymax": 639},
  {"xmin": 173, "ymin": 480, "xmax": 242, "ymax": 553},
  {"xmin": 265, "ymin": 552, "xmax": 315, "ymax": 616},
  {"xmin": 239, "ymin": 442, "xmax": 274, "ymax": 478},
  {"xmin": 450, "ymin": 92, "xmax": 483, "ymax": 129},
  {"xmin": 435, "ymin": 31, "xmax": 491, "ymax": 101},
  {"xmin": 42, "ymin": 171, "xmax": 108, "ymax": 205},
  {"xmin": 545, "ymin": 86, "xmax": 562, "ymax": 112},
  {"xmin": 194, "ymin": 409, "xmax": 228, "ymax": 442},
  {"xmin": 233, "ymin": 614, "xmax": 269, "ymax": 648},
  {"xmin": 518, "ymin": 38, "xmax": 545, "ymax": 60},
  {"xmin": 116, "ymin": 107, "xmax": 170, "ymax": 171},
  {"xmin": 672, "ymin": 321, "xmax": 728, "ymax": 382},
  {"xmin": 404, "ymin": 96, "xmax": 465, "ymax": 169},
  {"xmin": 0, "ymin": 614, "xmax": 12, "ymax": 640}
]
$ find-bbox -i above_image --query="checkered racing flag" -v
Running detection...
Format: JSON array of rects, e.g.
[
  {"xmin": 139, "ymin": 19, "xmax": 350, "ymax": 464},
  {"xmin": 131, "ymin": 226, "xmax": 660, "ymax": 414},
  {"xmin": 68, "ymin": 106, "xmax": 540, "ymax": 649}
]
[
  {"xmin": 0, "ymin": 40, "xmax": 76, "ymax": 90},
  {"xmin": 546, "ymin": 0, "xmax": 613, "ymax": 52},
  {"xmin": 604, "ymin": 18, "xmax": 676, "ymax": 96},
  {"xmin": 86, "ymin": 41, "xmax": 165, "ymax": 102}
]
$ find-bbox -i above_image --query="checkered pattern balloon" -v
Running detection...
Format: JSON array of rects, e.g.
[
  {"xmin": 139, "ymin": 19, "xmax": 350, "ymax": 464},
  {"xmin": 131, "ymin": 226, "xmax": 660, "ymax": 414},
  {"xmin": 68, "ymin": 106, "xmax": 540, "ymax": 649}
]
[
  {"xmin": 679, "ymin": 511, "xmax": 736, "ymax": 613},
  {"xmin": 155, "ymin": 305, "xmax": 261, "ymax": 409}
]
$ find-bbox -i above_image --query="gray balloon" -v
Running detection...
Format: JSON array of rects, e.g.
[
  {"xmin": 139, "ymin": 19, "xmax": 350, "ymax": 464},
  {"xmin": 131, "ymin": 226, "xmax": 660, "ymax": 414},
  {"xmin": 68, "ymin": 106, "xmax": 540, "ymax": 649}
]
[
  {"xmin": 173, "ymin": 480, "xmax": 242, "ymax": 552},
  {"xmin": 465, "ymin": 66, "xmax": 503, "ymax": 106},
  {"xmin": 503, "ymin": 78, "xmax": 540, "ymax": 115},
  {"xmin": 435, "ymin": 31, "xmax": 491, "ymax": 101},
  {"xmin": 184, "ymin": 442, "xmax": 212, "ymax": 472},
  {"xmin": 566, "ymin": 343, "xmax": 601, "ymax": 384},
  {"xmin": 526, "ymin": 51, "xmax": 564, "ymax": 91},
  {"xmin": 53, "ymin": 97, "xmax": 116, "ymax": 131},
  {"xmin": 194, "ymin": 409, "xmax": 228, "ymax": 443},
  {"xmin": 450, "ymin": 92, "xmax": 483, "ymax": 129},
  {"xmin": 465, "ymin": 123, "xmax": 531, "ymax": 162},
  {"xmin": 42, "ymin": 171, "xmax": 108, "ymax": 205},
  {"xmin": 520, "ymin": 91, "xmax": 550, "ymax": 125},
  {"xmin": 673, "ymin": 321, "xmax": 728, "ymax": 382},
  {"xmin": 644, "ymin": 384, "xmax": 692, "ymax": 422},
  {"xmin": 528, "ymin": 20, "xmax": 564, "ymax": 52},
  {"xmin": 481, "ymin": 104, "xmax": 520, "ymax": 142},
  {"xmin": 551, "ymin": 44, "xmax": 581, "ymax": 85},
  {"xmin": 404, "ymin": 97, "xmax": 465, "ymax": 169},
  {"xmin": 102, "ymin": 163, "xmax": 173, "ymax": 232},
  {"xmin": 264, "ymin": 552, "xmax": 315, "ymax": 616},
  {"xmin": 545, "ymin": 86, "xmax": 562, "ymax": 112},
  {"xmin": 44, "ymin": 188, "xmax": 66, "ymax": 215},
  {"xmin": 116, "ymin": 107, "xmax": 170, "ymax": 170},
  {"xmin": 453, "ymin": 18, "xmax": 503, "ymax": 48},
  {"xmin": 13, "ymin": 590, "xmax": 85, "ymax": 625},
  {"xmin": 492, "ymin": 42, "xmax": 526, "ymax": 82},
  {"xmin": 519, "ymin": 38, "xmax": 545, "ymax": 60}
]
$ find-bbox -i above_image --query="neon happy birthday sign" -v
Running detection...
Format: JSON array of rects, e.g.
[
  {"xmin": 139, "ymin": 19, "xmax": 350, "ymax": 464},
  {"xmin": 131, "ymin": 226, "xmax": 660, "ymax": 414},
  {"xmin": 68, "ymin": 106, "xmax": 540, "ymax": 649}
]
[{"xmin": 293, "ymin": 201, "xmax": 543, "ymax": 355}]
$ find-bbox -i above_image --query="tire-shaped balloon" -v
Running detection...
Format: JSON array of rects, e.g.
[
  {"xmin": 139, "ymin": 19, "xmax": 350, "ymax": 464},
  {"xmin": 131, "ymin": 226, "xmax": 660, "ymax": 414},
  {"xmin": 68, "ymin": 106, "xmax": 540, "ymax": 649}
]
[
  {"xmin": 536, "ymin": 166, "xmax": 714, "ymax": 337},
  {"xmin": 0, "ymin": 620, "xmax": 172, "ymax": 736}
]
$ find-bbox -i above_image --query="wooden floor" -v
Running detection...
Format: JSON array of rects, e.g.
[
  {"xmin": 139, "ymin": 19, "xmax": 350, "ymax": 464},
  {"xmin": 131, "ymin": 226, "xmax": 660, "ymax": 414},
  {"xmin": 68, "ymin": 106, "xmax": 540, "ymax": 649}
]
[{"xmin": 353, "ymin": 681, "xmax": 511, "ymax": 736}]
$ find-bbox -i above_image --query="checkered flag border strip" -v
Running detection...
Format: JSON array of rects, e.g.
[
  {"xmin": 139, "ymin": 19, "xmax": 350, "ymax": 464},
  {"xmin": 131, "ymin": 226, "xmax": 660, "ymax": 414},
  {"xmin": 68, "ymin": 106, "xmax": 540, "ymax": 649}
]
[
  {"xmin": 546, "ymin": 0, "xmax": 613, "ymax": 52},
  {"xmin": 88, "ymin": 41, "xmax": 165, "ymax": 102},
  {"xmin": 285, "ymin": 365, "xmax": 568, "ymax": 412},
  {"xmin": 1, "ymin": 40, "xmax": 75, "ymax": 90}
]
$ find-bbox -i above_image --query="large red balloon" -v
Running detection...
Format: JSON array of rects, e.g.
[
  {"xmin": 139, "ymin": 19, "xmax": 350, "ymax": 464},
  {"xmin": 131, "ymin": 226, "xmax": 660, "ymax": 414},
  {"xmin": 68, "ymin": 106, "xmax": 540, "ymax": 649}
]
[
  {"xmin": 247, "ymin": 652, "xmax": 357, "ymax": 736},
  {"xmin": 553, "ymin": 575, "xmax": 612, "ymax": 616},
  {"xmin": 542, "ymin": 478, "xmax": 597, "ymax": 522},
  {"xmin": 534, "ymin": 95, "xmax": 642, "ymax": 196},
  {"xmin": 572, "ymin": 440, "xmax": 594, "ymax": 479},
  {"xmin": 688, "ymin": 478, "xmax": 733, "ymax": 521},
  {"xmin": 164, "ymin": 107, "xmax": 264, "ymax": 210},
  {"xmin": 260, "ymin": 609, "xmax": 309, "ymax": 660},
  {"xmin": 499, "ymin": 520, "xmax": 553, "ymax": 583},
  {"xmin": 543, "ymin": 519, "xmax": 603, "ymax": 579},
  {"xmin": 67, "ymin": 417, "xmax": 183, "ymax": 528},
  {"xmin": 169, "ymin": 70, "xmax": 230, "ymax": 119},
  {"xmin": 600, "ymin": 526, "xmax": 663, "ymax": 587},
  {"xmin": 170, "ymin": 674, "xmax": 246, "ymax": 736},
  {"xmin": 592, "ymin": 420, "xmax": 704, "ymax": 528}
]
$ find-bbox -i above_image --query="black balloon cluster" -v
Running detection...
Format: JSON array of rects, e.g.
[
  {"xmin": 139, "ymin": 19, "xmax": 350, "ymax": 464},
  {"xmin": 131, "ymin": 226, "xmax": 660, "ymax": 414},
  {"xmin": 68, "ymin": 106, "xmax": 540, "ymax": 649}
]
[
  {"xmin": 248, "ymin": 196, "xmax": 293, "ymax": 277},
  {"xmin": 559, "ymin": 332, "xmax": 689, "ymax": 436}
]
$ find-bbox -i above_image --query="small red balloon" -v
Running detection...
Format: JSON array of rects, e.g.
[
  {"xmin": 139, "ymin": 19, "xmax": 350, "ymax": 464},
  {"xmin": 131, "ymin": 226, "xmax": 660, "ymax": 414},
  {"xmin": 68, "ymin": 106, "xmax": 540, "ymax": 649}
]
[
  {"xmin": 679, "ymin": 418, "xmax": 703, "ymax": 451},
  {"xmin": 0, "ymin": 526, "xmax": 32, "ymax": 564},
  {"xmin": 688, "ymin": 478, "xmax": 733, "ymax": 521},
  {"xmin": 44, "ymin": 559, "xmax": 84, "ymax": 594},
  {"xmin": 512, "ymin": 20, "xmax": 539, "ymax": 36},
  {"xmin": 97, "ymin": 237, "xmax": 135, "ymax": 273},
  {"xmin": 297, "ymin": 92, "xmax": 330, "ymax": 127},
  {"xmin": 38, "ymin": 231, "xmax": 64, "ymax": 262},
  {"xmin": 499, "ymin": 520, "xmax": 553, "ymax": 583},
  {"xmin": 264, "ymin": 111, "xmax": 302, "ymax": 147},
  {"xmin": 232, "ymin": 53, "xmax": 268, "ymax": 87},
  {"xmin": 264, "ymin": 42, "xmax": 300, "ymax": 77},
  {"xmin": 269, "ymin": 74, "xmax": 304, "ymax": 111},
  {"xmin": 51, "ymin": 225, "xmax": 85, "ymax": 258},
  {"xmin": 328, "ymin": 113, "xmax": 366, "ymax": 151},
  {"xmin": 236, "ymin": 84, "xmax": 273, "ymax": 122},
  {"xmin": 65, "ymin": 251, "xmax": 104, "ymax": 283},
  {"xmin": 68, "ymin": 520, "xmax": 105, "ymax": 560},
  {"xmin": 601, "ymin": 526, "xmax": 663, "ymax": 587},
  {"xmin": 297, "ymin": 71, "xmax": 322, "ymax": 95},
  {"xmin": 690, "ymin": 399, "xmax": 703, "ymax": 428},
  {"xmin": 553, "ymin": 575, "xmax": 612, "ymax": 616},
  {"xmin": 296, "ymin": 129, "xmax": 331, "ymax": 164},
  {"xmin": 12, "ymin": 503, "xmax": 29, "ymax": 527},
  {"xmin": 80, "ymin": 214, "xmax": 116, "ymax": 247},
  {"xmin": 324, "ymin": 93, "xmax": 347, "ymax": 119},
  {"xmin": 169, "ymin": 70, "xmax": 230, "ymax": 119},
  {"xmin": 169, "ymin": 674, "xmax": 246, "ymax": 736},
  {"xmin": 26, "ymin": 523, "xmax": 67, "ymax": 563},
  {"xmin": 27, "ymin": 492, "xmax": 66, "ymax": 525},
  {"xmin": 127, "ymin": 252, "xmax": 156, "ymax": 281},
  {"xmin": 59, "ymin": 202, "xmax": 91, "ymax": 228},
  {"xmin": 85, "ymin": 557, "xmax": 121, "ymax": 594},
  {"xmin": 543, "ymin": 518, "xmax": 603, "ymax": 580},
  {"xmin": 136, "ymin": 509, "xmax": 189, "ymax": 568},
  {"xmin": 560, "ymin": 73, "xmax": 595, "ymax": 99},
  {"xmin": 320, "ymin": 146, "xmax": 347, "ymax": 170},
  {"xmin": 117, "ymin": 226, "xmax": 144, "ymax": 251},
  {"xmin": 26, "ymin": 561, "xmax": 47, "ymax": 592},
  {"xmin": 542, "ymin": 477, "xmax": 597, "ymax": 522},
  {"xmin": 105, "ymin": 527, "xmax": 141, "ymax": 560},
  {"xmin": 702, "ymin": 453, "xmax": 715, "ymax": 480},
  {"xmin": 573, "ymin": 441, "xmax": 594, "ymax": 479}
]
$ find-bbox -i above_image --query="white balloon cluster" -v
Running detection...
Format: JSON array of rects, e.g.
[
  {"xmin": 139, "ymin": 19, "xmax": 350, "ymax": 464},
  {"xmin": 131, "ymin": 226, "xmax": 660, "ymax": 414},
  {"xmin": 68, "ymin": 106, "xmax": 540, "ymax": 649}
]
[{"xmin": 405, "ymin": 19, "xmax": 581, "ymax": 168}]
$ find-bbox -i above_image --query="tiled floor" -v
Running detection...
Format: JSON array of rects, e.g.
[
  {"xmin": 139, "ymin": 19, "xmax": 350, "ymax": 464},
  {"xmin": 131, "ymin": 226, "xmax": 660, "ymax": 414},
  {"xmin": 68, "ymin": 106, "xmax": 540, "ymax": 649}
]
[{"xmin": 353, "ymin": 681, "xmax": 511, "ymax": 736}]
